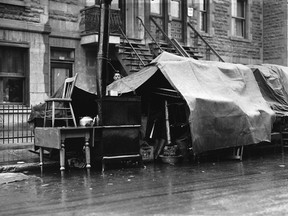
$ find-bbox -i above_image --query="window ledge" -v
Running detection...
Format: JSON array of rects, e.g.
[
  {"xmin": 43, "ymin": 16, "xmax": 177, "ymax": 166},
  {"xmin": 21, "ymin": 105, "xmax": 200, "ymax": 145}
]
[
  {"xmin": 0, "ymin": 0, "xmax": 31, "ymax": 7},
  {"xmin": 199, "ymin": 32, "xmax": 212, "ymax": 38},
  {"xmin": 229, "ymin": 36, "xmax": 251, "ymax": 43}
]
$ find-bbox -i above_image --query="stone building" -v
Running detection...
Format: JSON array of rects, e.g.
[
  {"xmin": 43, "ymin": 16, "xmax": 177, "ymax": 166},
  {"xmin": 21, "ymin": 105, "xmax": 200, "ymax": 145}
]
[
  {"xmin": 0, "ymin": 0, "xmax": 287, "ymax": 148},
  {"xmin": 0, "ymin": 0, "xmax": 287, "ymax": 107}
]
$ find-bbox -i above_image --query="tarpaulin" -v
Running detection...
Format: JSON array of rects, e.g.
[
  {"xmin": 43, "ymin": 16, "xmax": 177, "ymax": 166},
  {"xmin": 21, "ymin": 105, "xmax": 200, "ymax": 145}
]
[
  {"xmin": 248, "ymin": 64, "xmax": 288, "ymax": 116},
  {"xmin": 107, "ymin": 52, "xmax": 276, "ymax": 154}
]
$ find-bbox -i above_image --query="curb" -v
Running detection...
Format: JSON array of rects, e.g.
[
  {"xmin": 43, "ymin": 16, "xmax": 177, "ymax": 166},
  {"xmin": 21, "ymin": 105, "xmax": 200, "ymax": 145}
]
[{"xmin": 0, "ymin": 161, "xmax": 59, "ymax": 173}]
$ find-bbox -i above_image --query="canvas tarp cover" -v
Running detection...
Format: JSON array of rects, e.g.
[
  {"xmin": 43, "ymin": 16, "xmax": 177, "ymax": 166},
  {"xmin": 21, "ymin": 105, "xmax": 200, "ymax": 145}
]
[
  {"xmin": 107, "ymin": 52, "xmax": 275, "ymax": 154},
  {"xmin": 248, "ymin": 64, "xmax": 288, "ymax": 116}
]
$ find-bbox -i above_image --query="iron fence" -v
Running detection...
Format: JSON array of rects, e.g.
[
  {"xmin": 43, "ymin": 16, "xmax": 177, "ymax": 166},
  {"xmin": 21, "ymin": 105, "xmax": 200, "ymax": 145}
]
[{"xmin": 0, "ymin": 104, "xmax": 34, "ymax": 144}]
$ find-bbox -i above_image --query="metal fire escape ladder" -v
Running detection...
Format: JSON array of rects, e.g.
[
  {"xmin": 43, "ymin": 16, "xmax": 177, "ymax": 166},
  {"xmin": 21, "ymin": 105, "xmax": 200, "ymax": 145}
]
[
  {"xmin": 118, "ymin": 26, "xmax": 145, "ymax": 66},
  {"xmin": 150, "ymin": 16, "xmax": 190, "ymax": 58},
  {"xmin": 187, "ymin": 22, "xmax": 225, "ymax": 62}
]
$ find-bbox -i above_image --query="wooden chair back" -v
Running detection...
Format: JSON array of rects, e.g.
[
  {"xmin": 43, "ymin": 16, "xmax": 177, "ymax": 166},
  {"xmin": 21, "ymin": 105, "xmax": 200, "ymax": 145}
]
[{"xmin": 62, "ymin": 73, "xmax": 78, "ymax": 99}]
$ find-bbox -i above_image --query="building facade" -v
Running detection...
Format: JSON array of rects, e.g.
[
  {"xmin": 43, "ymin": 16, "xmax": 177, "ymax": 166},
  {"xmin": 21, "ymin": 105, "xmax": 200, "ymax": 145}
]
[{"xmin": 0, "ymin": 0, "xmax": 287, "ymax": 107}]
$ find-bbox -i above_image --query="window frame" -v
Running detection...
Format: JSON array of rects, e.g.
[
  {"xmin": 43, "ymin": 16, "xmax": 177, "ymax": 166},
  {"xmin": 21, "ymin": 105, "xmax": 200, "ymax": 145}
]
[
  {"xmin": 199, "ymin": 0, "xmax": 208, "ymax": 33},
  {"xmin": 171, "ymin": 0, "xmax": 182, "ymax": 21},
  {"xmin": 150, "ymin": 0, "xmax": 163, "ymax": 17},
  {"xmin": 231, "ymin": 0, "xmax": 247, "ymax": 38},
  {"xmin": 0, "ymin": 44, "xmax": 29, "ymax": 105}
]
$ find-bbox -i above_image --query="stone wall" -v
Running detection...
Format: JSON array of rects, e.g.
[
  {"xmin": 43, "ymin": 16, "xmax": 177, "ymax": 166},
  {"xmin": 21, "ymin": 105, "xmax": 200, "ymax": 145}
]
[
  {"xmin": 48, "ymin": 0, "xmax": 81, "ymax": 37},
  {"xmin": 0, "ymin": 0, "xmax": 91, "ymax": 106},
  {"xmin": 2, "ymin": 0, "xmax": 288, "ymax": 106},
  {"xmin": 0, "ymin": 0, "xmax": 50, "ymax": 105},
  {"xmin": 48, "ymin": 0, "xmax": 93, "ymax": 95},
  {"xmin": 263, "ymin": 0, "xmax": 287, "ymax": 66},
  {"xmin": 190, "ymin": 0, "xmax": 263, "ymax": 65},
  {"xmin": 0, "ymin": 2, "xmax": 43, "ymax": 23}
]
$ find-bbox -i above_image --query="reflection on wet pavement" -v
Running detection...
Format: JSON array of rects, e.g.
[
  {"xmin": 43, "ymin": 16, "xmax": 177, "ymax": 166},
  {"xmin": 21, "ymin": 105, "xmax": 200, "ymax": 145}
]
[{"xmin": 1, "ymin": 149, "xmax": 288, "ymax": 215}]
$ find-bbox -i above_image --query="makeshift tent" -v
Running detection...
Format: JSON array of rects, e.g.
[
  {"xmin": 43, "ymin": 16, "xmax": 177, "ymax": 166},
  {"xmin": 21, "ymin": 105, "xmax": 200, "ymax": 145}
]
[
  {"xmin": 248, "ymin": 64, "xmax": 288, "ymax": 116},
  {"xmin": 107, "ymin": 52, "xmax": 276, "ymax": 154}
]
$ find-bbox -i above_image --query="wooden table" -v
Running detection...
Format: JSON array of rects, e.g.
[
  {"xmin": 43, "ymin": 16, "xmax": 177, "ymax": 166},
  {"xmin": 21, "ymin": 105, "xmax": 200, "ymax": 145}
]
[{"xmin": 34, "ymin": 127, "xmax": 93, "ymax": 171}]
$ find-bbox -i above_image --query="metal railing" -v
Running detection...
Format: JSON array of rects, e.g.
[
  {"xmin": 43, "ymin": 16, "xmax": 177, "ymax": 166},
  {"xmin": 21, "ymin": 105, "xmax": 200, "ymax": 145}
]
[
  {"xmin": 150, "ymin": 16, "xmax": 190, "ymax": 57},
  {"xmin": 118, "ymin": 26, "xmax": 145, "ymax": 66},
  {"xmin": 80, "ymin": 5, "xmax": 122, "ymax": 35},
  {"xmin": 136, "ymin": 16, "xmax": 164, "ymax": 53},
  {"xmin": 0, "ymin": 105, "xmax": 34, "ymax": 144},
  {"xmin": 187, "ymin": 22, "xmax": 225, "ymax": 62}
]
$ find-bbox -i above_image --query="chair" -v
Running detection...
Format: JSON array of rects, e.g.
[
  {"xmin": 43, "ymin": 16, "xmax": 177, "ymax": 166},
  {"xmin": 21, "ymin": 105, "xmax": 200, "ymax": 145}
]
[{"xmin": 43, "ymin": 73, "xmax": 78, "ymax": 127}]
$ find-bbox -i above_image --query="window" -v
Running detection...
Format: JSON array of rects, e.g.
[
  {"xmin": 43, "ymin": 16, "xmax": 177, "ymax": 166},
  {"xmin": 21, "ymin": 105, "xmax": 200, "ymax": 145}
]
[
  {"xmin": 0, "ymin": 46, "xmax": 28, "ymax": 103},
  {"xmin": 50, "ymin": 48, "xmax": 74, "ymax": 96},
  {"xmin": 231, "ymin": 0, "xmax": 246, "ymax": 37},
  {"xmin": 111, "ymin": 0, "xmax": 119, "ymax": 9},
  {"xmin": 85, "ymin": 0, "xmax": 118, "ymax": 9},
  {"xmin": 199, "ymin": 0, "xmax": 208, "ymax": 32},
  {"xmin": 150, "ymin": 0, "xmax": 162, "ymax": 15},
  {"xmin": 85, "ymin": 0, "xmax": 96, "ymax": 7},
  {"xmin": 171, "ymin": 0, "xmax": 181, "ymax": 19}
]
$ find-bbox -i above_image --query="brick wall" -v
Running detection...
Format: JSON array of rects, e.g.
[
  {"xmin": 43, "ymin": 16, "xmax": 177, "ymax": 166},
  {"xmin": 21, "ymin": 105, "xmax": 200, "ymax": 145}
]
[{"xmin": 263, "ymin": 0, "xmax": 287, "ymax": 66}]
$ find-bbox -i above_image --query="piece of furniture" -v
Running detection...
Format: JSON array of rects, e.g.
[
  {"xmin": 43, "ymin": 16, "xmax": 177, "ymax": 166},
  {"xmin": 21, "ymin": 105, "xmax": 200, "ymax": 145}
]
[
  {"xmin": 94, "ymin": 96, "xmax": 142, "ymax": 171},
  {"xmin": 34, "ymin": 127, "xmax": 92, "ymax": 171},
  {"xmin": 93, "ymin": 125, "xmax": 142, "ymax": 172},
  {"xmin": 43, "ymin": 73, "xmax": 78, "ymax": 127}
]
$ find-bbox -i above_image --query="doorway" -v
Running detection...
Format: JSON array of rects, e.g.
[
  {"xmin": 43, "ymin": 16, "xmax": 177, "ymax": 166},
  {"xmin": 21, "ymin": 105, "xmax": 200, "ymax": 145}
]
[
  {"xmin": 149, "ymin": 0, "xmax": 186, "ymax": 43},
  {"xmin": 50, "ymin": 63, "xmax": 73, "ymax": 96}
]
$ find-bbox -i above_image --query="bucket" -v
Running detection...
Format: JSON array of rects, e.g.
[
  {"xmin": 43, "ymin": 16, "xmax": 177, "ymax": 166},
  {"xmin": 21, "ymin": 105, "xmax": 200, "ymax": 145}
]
[{"xmin": 140, "ymin": 142, "xmax": 154, "ymax": 162}]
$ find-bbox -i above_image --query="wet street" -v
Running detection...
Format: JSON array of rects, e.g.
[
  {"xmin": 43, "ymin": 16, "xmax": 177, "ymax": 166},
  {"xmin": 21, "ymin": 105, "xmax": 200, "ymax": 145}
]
[{"xmin": 1, "ymin": 148, "xmax": 288, "ymax": 216}]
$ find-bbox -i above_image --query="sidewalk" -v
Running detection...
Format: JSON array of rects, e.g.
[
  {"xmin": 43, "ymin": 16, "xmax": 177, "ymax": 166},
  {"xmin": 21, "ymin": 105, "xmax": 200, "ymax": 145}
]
[{"xmin": 0, "ymin": 143, "xmax": 58, "ymax": 172}]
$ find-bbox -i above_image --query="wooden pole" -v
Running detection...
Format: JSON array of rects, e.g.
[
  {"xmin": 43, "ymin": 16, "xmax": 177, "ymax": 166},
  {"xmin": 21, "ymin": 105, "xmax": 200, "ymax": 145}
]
[
  {"xmin": 165, "ymin": 100, "xmax": 171, "ymax": 145},
  {"xmin": 96, "ymin": 0, "xmax": 112, "ymax": 98},
  {"xmin": 95, "ymin": 0, "xmax": 112, "ymax": 125}
]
